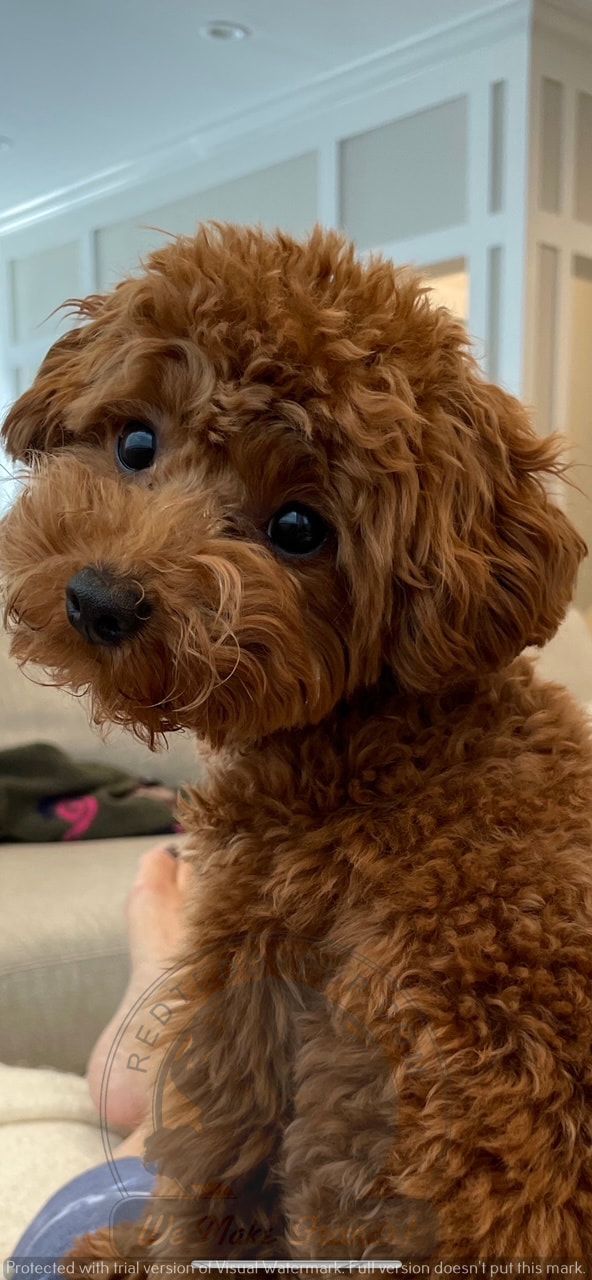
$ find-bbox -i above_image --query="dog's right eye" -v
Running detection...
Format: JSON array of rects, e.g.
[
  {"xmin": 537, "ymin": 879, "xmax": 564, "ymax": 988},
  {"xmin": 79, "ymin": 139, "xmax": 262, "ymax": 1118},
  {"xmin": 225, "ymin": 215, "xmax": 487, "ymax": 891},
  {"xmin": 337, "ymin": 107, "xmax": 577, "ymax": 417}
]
[
  {"xmin": 117, "ymin": 423, "xmax": 157, "ymax": 472},
  {"xmin": 267, "ymin": 504, "xmax": 329, "ymax": 557}
]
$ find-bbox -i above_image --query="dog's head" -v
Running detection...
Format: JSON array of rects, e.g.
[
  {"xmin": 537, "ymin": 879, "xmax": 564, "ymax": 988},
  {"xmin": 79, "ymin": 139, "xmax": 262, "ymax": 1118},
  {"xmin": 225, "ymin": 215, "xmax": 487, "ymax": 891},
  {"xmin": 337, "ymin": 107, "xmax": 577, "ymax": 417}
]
[{"xmin": 0, "ymin": 224, "xmax": 585, "ymax": 747}]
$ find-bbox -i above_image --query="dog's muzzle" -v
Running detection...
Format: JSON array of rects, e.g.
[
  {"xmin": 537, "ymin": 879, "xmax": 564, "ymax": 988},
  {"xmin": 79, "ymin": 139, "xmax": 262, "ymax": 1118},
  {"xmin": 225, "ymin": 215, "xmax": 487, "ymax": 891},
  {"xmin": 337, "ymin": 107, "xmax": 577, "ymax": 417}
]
[{"xmin": 65, "ymin": 566, "xmax": 151, "ymax": 647}]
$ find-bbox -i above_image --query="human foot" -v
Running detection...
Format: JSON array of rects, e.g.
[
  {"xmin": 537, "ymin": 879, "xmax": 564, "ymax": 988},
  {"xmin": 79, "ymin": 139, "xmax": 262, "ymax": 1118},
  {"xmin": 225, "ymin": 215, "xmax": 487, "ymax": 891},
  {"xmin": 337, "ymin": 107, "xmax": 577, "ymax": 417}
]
[{"xmin": 86, "ymin": 842, "xmax": 190, "ymax": 1135}]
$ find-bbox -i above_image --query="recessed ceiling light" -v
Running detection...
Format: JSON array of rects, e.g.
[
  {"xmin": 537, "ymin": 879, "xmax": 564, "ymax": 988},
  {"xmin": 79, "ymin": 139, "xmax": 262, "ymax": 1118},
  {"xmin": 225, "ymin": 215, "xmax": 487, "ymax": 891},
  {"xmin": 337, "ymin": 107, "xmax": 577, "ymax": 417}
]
[
  {"xmin": 0, "ymin": 136, "xmax": 14, "ymax": 153},
  {"xmin": 200, "ymin": 20, "xmax": 251, "ymax": 41}
]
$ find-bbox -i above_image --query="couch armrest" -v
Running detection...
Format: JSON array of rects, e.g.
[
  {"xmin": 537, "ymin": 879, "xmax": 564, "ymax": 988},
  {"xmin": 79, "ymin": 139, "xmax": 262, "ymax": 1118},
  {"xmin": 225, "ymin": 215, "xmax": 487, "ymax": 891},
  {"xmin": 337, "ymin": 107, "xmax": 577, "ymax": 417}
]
[{"xmin": 0, "ymin": 836, "xmax": 153, "ymax": 1075}]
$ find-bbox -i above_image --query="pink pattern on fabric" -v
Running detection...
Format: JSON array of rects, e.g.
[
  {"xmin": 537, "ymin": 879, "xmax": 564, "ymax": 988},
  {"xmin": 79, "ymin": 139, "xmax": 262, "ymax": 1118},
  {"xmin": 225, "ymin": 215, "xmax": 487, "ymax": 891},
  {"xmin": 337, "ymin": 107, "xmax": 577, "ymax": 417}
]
[{"xmin": 54, "ymin": 795, "xmax": 100, "ymax": 840}]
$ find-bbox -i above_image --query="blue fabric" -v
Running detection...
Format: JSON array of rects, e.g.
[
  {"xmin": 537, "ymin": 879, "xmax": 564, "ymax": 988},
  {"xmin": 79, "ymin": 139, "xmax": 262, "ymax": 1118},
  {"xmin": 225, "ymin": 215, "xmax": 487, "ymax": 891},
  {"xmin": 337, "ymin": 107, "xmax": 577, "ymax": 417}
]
[{"xmin": 10, "ymin": 1157, "xmax": 156, "ymax": 1273}]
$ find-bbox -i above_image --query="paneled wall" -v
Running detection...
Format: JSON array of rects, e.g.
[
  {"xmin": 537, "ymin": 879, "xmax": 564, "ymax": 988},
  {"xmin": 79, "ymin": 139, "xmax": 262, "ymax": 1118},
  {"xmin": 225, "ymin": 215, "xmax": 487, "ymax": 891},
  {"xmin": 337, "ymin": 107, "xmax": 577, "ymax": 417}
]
[
  {"xmin": 340, "ymin": 97, "xmax": 468, "ymax": 248},
  {"xmin": 526, "ymin": 12, "xmax": 592, "ymax": 611},
  {"xmin": 0, "ymin": 6, "xmax": 531, "ymax": 422},
  {"xmin": 95, "ymin": 153, "xmax": 318, "ymax": 291},
  {"xmin": 0, "ymin": 152, "xmax": 320, "ymax": 406},
  {"xmin": 0, "ymin": 4, "xmax": 540, "ymax": 544},
  {"xmin": 568, "ymin": 257, "xmax": 592, "ymax": 609}
]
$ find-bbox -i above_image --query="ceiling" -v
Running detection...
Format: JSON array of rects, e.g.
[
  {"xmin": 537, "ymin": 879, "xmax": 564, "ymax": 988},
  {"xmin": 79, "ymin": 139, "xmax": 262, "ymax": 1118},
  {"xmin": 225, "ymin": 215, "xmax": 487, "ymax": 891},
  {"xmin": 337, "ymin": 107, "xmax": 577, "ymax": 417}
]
[{"xmin": 0, "ymin": 0, "xmax": 531, "ymax": 219}]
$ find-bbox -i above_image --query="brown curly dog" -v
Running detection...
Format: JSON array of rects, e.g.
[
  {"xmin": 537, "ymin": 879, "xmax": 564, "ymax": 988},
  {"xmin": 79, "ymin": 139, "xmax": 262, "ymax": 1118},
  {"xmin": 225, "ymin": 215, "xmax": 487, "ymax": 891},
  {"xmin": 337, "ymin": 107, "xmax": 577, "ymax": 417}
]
[{"xmin": 2, "ymin": 224, "xmax": 592, "ymax": 1270}]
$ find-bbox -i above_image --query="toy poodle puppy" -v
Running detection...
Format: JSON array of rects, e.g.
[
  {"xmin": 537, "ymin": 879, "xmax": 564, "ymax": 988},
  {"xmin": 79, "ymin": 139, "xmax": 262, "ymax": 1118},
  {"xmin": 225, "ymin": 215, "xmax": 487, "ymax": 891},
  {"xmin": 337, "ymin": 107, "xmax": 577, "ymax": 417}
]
[{"xmin": 2, "ymin": 223, "xmax": 592, "ymax": 1269}]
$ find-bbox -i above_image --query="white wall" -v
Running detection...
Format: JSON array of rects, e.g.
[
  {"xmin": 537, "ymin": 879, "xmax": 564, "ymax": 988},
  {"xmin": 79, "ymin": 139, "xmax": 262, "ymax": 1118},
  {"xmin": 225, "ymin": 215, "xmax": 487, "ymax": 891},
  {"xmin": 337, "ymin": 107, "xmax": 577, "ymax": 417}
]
[
  {"xmin": 0, "ymin": 2, "xmax": 533, "ymax": 391},
  {"xmin": 95, "ymin": 154, "xmax": 318, "ymax": 291},
  {"xmin": 526, "ymin": 6, "xmax": 592, "ymax": 609},
  {"xmin": 0, "ymin": 3, "xmax": 534, "ymax": 512},
  {"xmin": 568, "ymin": 258, "xmax": 592, "ymax": 612}
]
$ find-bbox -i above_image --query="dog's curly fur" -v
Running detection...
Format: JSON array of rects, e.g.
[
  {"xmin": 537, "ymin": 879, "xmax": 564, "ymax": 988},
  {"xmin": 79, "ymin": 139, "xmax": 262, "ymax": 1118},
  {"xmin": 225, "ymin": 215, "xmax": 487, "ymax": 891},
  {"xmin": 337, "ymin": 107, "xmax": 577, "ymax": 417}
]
[{"xmin": 2, "ymin": 223, "xmax": 592, "ymax": 1268}]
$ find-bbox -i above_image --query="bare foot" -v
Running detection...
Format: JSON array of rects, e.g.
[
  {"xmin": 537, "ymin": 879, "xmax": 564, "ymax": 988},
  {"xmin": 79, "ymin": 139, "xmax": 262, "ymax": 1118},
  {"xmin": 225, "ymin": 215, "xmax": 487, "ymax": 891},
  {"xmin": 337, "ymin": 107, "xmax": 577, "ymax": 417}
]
[{"xmin": 86, "ymin": 842, "xmax": 190, "ymax": 1135}]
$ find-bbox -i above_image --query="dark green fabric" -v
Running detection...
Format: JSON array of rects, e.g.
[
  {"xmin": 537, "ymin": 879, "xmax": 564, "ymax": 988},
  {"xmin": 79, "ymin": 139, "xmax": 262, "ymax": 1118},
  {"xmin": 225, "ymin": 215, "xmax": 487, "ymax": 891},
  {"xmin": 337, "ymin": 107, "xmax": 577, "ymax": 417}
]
[{"xmin": 0, "ymin": 742, "xmax": 177, "ymax": 843}]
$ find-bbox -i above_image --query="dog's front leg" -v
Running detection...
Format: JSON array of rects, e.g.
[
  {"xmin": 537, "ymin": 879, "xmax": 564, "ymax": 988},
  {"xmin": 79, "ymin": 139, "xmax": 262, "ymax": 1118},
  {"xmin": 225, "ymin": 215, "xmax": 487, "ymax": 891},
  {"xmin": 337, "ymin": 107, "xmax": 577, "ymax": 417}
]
[
  {"xmin": 149, "ymin": 967, "xmax": 297, "ymax": 1262},
  {"xmin": 280, "ymin": 974, "xmax": 437, "ymax": 1264}
]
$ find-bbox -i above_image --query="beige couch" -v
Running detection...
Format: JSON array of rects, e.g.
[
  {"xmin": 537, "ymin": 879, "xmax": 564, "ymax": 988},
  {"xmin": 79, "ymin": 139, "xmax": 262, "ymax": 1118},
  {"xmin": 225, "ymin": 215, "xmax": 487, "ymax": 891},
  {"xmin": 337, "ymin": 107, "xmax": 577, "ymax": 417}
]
[{"xmin": 0, "ymin": 629, "xmax": 201, "ymax": 1077}]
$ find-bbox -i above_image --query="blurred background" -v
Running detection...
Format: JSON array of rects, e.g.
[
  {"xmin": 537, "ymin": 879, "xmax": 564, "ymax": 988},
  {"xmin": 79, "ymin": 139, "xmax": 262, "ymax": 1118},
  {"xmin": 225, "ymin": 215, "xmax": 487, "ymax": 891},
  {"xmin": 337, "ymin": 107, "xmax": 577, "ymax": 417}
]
[{"xmin": 0, "ymin": 0, "xmax": 591, "ymax": 607}]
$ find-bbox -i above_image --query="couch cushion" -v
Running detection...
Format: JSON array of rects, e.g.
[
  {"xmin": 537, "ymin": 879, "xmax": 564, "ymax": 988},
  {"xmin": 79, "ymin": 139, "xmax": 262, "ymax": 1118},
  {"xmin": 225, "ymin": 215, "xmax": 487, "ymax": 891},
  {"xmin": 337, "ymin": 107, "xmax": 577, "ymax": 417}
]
[
  {"xmin": 0, "ymin": 836, "xmax": 155, "ymax": 1075},
  {"xmin": 0, "ymin": 628, "xmax": 201, "ymax": 786},
  {"xmin": 0, "ymin": 1063, "xmax": 114, "ymax": 1262}
]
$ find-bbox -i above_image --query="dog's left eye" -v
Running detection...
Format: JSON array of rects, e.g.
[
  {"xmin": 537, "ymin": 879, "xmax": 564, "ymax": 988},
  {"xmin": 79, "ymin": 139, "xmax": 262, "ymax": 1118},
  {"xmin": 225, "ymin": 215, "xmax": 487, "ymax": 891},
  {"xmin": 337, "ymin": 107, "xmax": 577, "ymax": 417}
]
[
  {"xmin": 117, "ymin": 423, "xmax": 157, "ymax": 472},
  {"xmin": 267, "ymin": 504, "xmax": 329, "ymax": 557}
]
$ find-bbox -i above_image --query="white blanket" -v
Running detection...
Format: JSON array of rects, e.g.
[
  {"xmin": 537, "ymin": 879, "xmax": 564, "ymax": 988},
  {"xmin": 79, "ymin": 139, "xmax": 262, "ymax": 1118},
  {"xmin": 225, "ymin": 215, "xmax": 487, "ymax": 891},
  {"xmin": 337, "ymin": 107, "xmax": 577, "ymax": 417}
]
[{"xmin": 0, "ymin": 1063, "xmax": 107, "ymax": 1262}]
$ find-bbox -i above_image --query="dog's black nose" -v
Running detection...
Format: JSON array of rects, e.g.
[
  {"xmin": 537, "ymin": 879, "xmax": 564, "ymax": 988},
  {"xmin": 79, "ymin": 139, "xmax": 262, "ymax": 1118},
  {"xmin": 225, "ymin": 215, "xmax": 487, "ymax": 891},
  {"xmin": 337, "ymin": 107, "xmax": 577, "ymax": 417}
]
[{"xmin": 65, "ymin": 566, "xmax": 151, "ymax": 647}]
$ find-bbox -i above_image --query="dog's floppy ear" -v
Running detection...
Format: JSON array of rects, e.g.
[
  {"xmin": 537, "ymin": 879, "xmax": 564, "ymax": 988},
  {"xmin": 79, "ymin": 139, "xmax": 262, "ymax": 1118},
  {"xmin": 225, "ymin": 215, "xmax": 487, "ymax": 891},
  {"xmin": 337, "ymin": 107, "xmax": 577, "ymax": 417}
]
[
  {"xmin": 2, "ymin": 298, "xmax": 105, "ymax": 461},
  {"xmin": 389, "ymin": 373, "xmax": 586, "ymax": 693}
]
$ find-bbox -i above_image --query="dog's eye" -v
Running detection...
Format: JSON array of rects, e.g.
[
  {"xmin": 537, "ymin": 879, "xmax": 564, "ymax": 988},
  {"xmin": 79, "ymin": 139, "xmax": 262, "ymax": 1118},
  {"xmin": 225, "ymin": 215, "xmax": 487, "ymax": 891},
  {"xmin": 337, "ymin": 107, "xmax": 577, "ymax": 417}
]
[
  {"xmin": 117, "ymin": 423, "xmax": 157, "ymax": 472},
  {"xmin": 267, "ymin": 504, "xmax": 328, "ymax": 557}
]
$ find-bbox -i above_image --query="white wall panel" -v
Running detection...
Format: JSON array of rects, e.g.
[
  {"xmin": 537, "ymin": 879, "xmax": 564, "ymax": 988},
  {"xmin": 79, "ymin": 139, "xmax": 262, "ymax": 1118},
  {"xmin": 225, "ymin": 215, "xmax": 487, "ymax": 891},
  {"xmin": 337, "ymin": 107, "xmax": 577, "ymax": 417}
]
[
  {"xmin": 575, "ymin": 92, "xmax": 592, "ymax": 225},
  {"xmin": 539, "ymin": 78, "xmax": 564, "ymax": 214},
  {"xmin": 13, "ymin": 362, "xmax": 42, "ymax": 396},
  {"xmin": 489, "ymin": 80, "xmax": 506, "ymax": 214},
  {"xmin": 486, "ymin": 245, "xmax": 503, "ymax": 380},
  {"xmin": 340, "ymin": 98, "xmax": 468, "ymax": 250},
  {"xmin": 534, "ymin": 243, "xmax": 559, "ymax": 435},
  {"xmin": 95, "ymin": 153, "xmax": 317, "ymax": 290},
  {"xmin": 10, "ymin": 242, "xmax": 81, "ymax": 343},
  {"xmin": 568, "ymin": 256, "xmax": 592, "ymax": 610}
]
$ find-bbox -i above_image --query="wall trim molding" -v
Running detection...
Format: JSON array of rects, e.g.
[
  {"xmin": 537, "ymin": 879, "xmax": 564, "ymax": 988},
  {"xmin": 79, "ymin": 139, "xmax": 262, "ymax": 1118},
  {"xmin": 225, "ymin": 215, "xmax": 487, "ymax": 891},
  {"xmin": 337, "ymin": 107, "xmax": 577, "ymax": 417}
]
[{"xmin": 0, "ymin": 0, "xmax": 530, "ymax": 237}]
